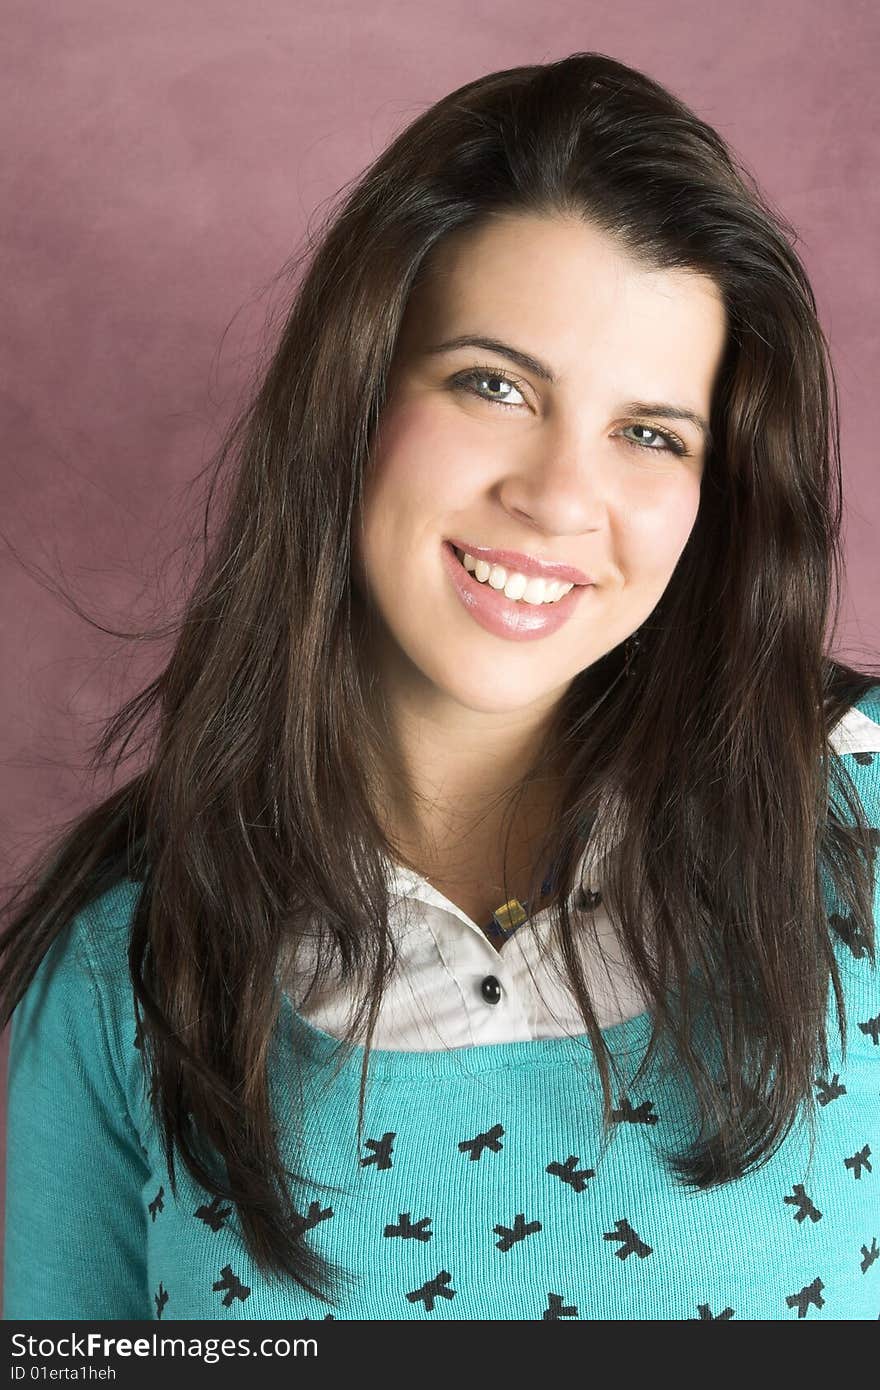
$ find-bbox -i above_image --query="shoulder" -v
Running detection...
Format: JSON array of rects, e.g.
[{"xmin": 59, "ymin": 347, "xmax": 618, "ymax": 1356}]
[
  {"xmin": 70, "ymin": 874, "xmax": 145, "ymax": 987},
  {"xmin": 13, "ymin": 875, "xmax": 142, "ymax": 1007},
  {"xmin": 823, "ymin": 684, "xmax": 880, "ymax": 1055},
  {"xmin": 4, "ymin": 875, "xmax": 152, "ymax": 1321},
  {"xmin": 8, "ymin": 875, "xmax": 146, "ymax": 1103},
  {"xmin": 828, "ymin": 682, "xmax": 880, "ymax": 829},
  {"xmin": 829, "ymin": 681, "xmax": 880, "ymax": 759}
]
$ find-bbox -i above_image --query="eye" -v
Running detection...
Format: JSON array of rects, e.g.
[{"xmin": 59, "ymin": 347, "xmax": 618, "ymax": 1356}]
[
  {"xmin": 620, "ymin": 423, "xmax": 688, "ymax": 456},
  {"xmin": 450, "ymin": 366, "xmax": 690, "ymax": 458},
  {"xmin": 450, "ymin": 365, "xmax": 528, "ymax": 409}
]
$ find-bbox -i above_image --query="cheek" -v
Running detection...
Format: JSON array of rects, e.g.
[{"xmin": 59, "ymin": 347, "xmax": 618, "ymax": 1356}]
[
  {"xmin": 619, "ymin": 477, "xmax": 702, "ymax": 578},
  {"xmin": 356, "ymin": 406, "xmax": 451, "ymax": 591},
  {"xmin": 363, "ymin": 400, "xmax": 485, "ymax": 523}
]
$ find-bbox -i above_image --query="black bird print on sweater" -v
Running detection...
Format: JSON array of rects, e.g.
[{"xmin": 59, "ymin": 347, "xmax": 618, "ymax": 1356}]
[
  {"xmin": 406, "ymin": 1271, "xmax": 455, "ymax": 1311},
  {"xmin": 859, "ymin": 1013, "xmax": 880, "ymax": 1045},
  {"xmin": 494, "ymin": 1213, "xmax": 542, "ymax": 1252},
  {"xmin": 384, "ymin": 1212, "xmax": 433, "ymax": 1241},
  {"xmin": 195, "ymin": 1195, "xmax": 233, "ymax": 1232},
  {"xmin": 688, "ymin": 1304, "xmax": 735, "ymax": 1319},
  {"xmin": 611, "ymin": 1097, "xmax": 658, "ymax": 1125},
  {"xmin": 213, "ymin": 1265, "xmax": 251, "ymax": 1308},
  {"xmin": 458, "ymin": 1123, "xmax": 505, "ymax": 1159},
  {"xmin": 360, "ymin": 1133, "xmax": 395, "ymax": 1169},
  {"xmin": 861, "ymin": 1239, "xmax": 879, "ymax": 1273},
  {"xmin": 546, "ymin": 1155, "xmax": 596, "ymax": 1192},
  {"xmin": 784, "ymin": 1185, "xmax": 822, "ymax": 1223},
  {"xmin": 786, "ymin": 1278, "xmax": 825, "ymax": 1318},
  {"xmin": 544, "ymin": 1292, "xmax": 578, "ymax": 1319},
  {"xmin": 603, "ymin": 1219, "xmax": 653, "ymax": 1260},
  {"xmin": 291, "ymin": 1200, "xmax": 334, "ymax": 1239},
  {"xmin": 830, "ymin": 911, "xmax": 872, "ymax": 959},
  {"xmin": 844, "ymin": 1145, "xmax": 872, "ymax": 1179},
  {"xmin": 814, "ymin": 1074, "xmax": 847, "ymax": 1105}
]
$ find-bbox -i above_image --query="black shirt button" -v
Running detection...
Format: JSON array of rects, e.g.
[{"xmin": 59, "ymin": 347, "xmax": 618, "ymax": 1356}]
[{"xmin": 480, "ymin": 975, "xmax": 502, "ymax": 1005}]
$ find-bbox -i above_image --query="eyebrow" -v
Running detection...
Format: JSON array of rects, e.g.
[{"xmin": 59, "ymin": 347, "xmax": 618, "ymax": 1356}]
[{"xmin": 423, "ymin": 334, "xmax": 713, "ymax": 448}]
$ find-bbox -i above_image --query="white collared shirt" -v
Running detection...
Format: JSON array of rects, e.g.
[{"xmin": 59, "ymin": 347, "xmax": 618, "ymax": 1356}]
[{"xmin": 282, "ymin": 702, "xmax": 880, "ymax": 1050}]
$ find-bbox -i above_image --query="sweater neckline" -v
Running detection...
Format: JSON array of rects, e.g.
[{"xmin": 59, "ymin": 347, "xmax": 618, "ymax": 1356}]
[{"xmin": 279, "ymin": 990, "xmax": 655, "ymax": 1081}]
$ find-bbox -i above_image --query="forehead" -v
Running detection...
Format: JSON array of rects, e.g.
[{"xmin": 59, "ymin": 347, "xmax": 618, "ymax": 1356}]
[{"xmin": 399, "ymin": 211, "xmax": 727, "ymax": 397}]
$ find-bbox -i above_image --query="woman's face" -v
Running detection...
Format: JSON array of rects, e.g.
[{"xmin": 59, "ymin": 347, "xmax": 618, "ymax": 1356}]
[{"xmin": 354, "ymin": 212, "xmax": 727, "ymax": 720}]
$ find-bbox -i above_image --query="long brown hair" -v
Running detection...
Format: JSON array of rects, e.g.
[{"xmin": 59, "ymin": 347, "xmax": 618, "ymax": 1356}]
[{"xmin": 2, "ymin": 51, "xmax": 878, "ymax": 1306}]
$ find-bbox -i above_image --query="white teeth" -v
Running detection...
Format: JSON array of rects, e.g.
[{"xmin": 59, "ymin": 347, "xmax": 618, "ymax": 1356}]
[{"xmin": 455, "ymin": 549, "xmax": 574, "ymax": 605}]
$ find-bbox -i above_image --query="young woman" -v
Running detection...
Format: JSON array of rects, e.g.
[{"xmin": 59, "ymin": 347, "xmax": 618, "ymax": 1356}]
[{"xmin": 2, "ymin": 52, "xmax": 878, "ymax": 1322}]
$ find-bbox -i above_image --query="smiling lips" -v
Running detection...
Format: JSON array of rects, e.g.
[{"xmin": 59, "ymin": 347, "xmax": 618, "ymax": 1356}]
[
  {"xmin": 441, "ymin": 539, "xmax": 592, "ymax": 642},
  {"xmin": 446, "ymin": 537, "xmax": 593, "ymax": 587},
  {"xmin": 453, "ymin": 547, "xmax": 575, "ymax": 604}
]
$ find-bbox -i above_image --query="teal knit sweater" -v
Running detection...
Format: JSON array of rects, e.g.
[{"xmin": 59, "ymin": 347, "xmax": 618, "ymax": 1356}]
[{"xmin": 4, "ymin": 697, "xmax": 879, "ymax": 1321}]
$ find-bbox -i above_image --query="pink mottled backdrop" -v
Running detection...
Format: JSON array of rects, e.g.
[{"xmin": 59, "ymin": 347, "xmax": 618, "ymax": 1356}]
[{"xmin": 2, "ymin": 0, "xmax": 878, "ymax": 1308}]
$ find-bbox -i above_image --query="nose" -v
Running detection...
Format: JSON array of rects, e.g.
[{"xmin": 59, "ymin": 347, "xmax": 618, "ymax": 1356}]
[{"xmin": 498, "ymin": 419, "xmax": 606, "ymax": 537}]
